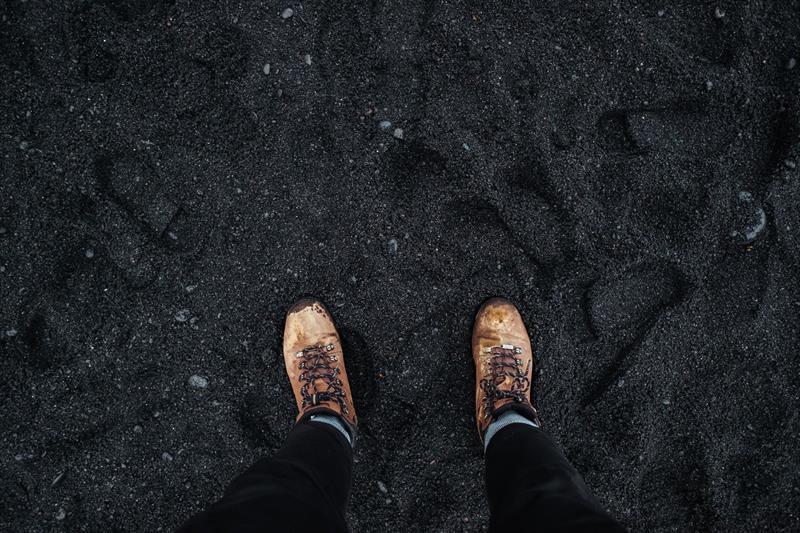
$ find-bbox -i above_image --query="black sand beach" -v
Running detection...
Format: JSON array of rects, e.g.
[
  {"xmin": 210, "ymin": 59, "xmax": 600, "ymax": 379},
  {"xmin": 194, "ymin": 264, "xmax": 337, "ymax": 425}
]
[{"xmin": 2, "ymin": 1, "xmax": 800, "ymax": 531}]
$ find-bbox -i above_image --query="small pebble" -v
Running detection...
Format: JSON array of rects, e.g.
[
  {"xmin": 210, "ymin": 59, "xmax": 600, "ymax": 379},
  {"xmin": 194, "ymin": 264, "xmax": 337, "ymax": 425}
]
[
  {"xmin": 175, "ymin": 309, "xmax": 191, "ymax": 322},
  {"xmin": 162, "ymin": 452, "xmax": 173, "ymax": 461},
  {"xmin": 55, "ymin": 509, "xmax": 66, "ymax": 521},
  {"xmin": 51, "ymin": 470, "xmax": 65, "ymax": 487},
  {"xmin": 281, "ymin": 7, "xmax": 294, "ymax": 19},
  {"xmin": 0, "ymin": 226, "xmax": 5, "ymax": 234},
  {"xmin": 705, "ymin": 80, "xmax": 714, "ymax": 91},
  {"xmin": 462, "ymin": 143, "xmax": 470, "ymax": 151},
  {"xmin": 303, "ymin": 54, "xmax": 312, "ymax": 66},
  {"xmin": 730, "ymin": 191, "xmax": 767, "ymax": 244},
  {"xmin": 387, "ymin": 238, "xmax": 398, "ymax": 255},
  {"xmin": 788, "ymin": 57, "xmax": 797, "ymax": 70},
  {"xmin": 5, "ymin": 328, "xmax": 17, "ymax": 337},
  {"xmin": 185, "ymin": 284, "xmax": 197, "ymax": 293},
  {"xmin": 392, "ymin": 128, "xmax": 404, "ymax": 140},
  {"xmin": 18, "ymin": 140, "xmax": 30, "ymax": 150},
  {"xmin": 84, "ymin": 248, "xmax": 95, "ymax": 259},
  {"xmin": 714, "ymin": 6, "xmax": 725, "ymax": 18},
  {"xmin": 188, "ymin": 374, "xmax": 209, "ymax": 389},
  {"xmin": 657, "ymin": 9, "xmax": 665, "ymax": 17},
  {"xmin": 348, "ymin": 275, "xmax": 357, "ymax": 285},
  {"xmin": 263, "ymin": 63, "xmax": 271, "ymax": 75},
  {"xmin": 133, "ymin": 425, "xmax": 143, "ymax": 434},
  {"xmin": 378, "ymin": 120, "xmax": 392, "ymax": 131},
  {"xmin": 377, "ymin": 480, "xmax": 388, "ymax": 494},
  {"xmin": 746, "ymin": 423, "xmax": 755, "ymax": 431},
  {"xmin": 785, "ymin": 159, "xmax": 797, "ymax": 170},
  {"xmin": 662, "ymin": 399, "xmax": 671, "ymax": 405}
]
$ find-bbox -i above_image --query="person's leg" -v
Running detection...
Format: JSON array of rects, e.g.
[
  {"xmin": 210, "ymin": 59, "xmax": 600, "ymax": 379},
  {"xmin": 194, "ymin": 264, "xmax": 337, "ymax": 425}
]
[
  {"xmin": 472, "ymin": 298, "xmax": 626, "ymax": 532},
  {"xmin": 179, "ymin": 299, "xmax": 359, "ymax": 533},
  {"xmin": 179, "ymin": 416, "xmax": 353, "ymax": 533},
  {"xmin": 484, "ymin": 412, "xmax": 625, "ymax": 532}
]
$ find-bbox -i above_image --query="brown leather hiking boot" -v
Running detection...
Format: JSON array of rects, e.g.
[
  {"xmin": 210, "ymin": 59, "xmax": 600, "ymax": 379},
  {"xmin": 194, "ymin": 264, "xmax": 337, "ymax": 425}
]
[
  {"xmin": 283, "ymin": 298, "xmax": 357, "ymax": 431},
  {"xmin": 473, "ymin": 297, "xmax": 540, "ymax": 442}
]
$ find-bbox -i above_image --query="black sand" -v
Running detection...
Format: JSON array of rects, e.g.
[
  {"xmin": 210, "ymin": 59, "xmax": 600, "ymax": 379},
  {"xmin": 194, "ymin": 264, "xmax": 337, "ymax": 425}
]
[{"xmin": 2, "ymin": 1, "xmax": 800, "ymax": 531}]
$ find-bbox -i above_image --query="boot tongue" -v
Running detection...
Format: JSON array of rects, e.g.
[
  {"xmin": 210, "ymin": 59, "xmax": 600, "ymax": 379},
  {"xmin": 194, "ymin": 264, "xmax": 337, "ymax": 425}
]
[{"xmin": 311, "ymin": 377, "xmax": 333, "ymax": 399}]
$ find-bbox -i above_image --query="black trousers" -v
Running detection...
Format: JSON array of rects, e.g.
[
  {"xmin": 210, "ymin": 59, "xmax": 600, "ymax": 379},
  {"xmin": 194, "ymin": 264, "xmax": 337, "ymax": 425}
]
[{"xmin": 179, "ymin": 420, "xmax": 625, "ymax": 533}]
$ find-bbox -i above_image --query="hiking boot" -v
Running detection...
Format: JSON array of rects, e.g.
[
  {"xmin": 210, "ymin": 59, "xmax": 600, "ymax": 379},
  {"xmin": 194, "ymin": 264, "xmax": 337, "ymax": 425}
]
[
  {"xmin": 472, "ymin": 297, "xmax": 540, "ymax": 442},
  {"xmin": 283, "ymin": 298, "xmax": 357, "ymax": 431}
]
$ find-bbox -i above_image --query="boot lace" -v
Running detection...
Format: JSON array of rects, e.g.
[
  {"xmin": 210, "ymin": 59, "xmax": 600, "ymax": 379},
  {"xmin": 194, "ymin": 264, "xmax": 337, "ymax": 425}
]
[
  {"xmin": 296, "ymin": 343, "xmax": 349, "ymax": 416},
  {"xmin": 480, "ymin": 344, "xmax": 531, "ymax": 421}
]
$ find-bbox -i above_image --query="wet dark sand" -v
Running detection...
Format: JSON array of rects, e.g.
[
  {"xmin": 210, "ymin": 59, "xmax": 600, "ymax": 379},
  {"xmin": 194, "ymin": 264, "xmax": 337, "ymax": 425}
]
[{"xmin": 2, "ymin": 1, "xmax": 800, "ymax": 531}]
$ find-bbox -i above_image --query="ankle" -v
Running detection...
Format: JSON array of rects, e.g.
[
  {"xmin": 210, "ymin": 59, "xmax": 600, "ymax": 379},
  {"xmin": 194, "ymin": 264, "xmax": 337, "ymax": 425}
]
[
  {"xmin": 306, "ymin": 412, "xmax": 355, "ymax": 446},
  {"xmin": 484, "ymin": 409, "xmax": 540, "ymax": 450}
]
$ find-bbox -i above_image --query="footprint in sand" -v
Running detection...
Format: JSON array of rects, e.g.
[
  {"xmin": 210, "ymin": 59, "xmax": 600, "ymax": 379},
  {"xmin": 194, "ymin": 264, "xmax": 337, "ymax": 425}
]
[
  {"xmin": 587, "ymin": 261, "xmax": 687, "ymax": 338},
  {"xmin": 578, "ymin": 262, "xmax": 689, "ymax": 407},
  {"xmin": 599, "ymin": 105, "xmax": 732, "ymax": 157},
  {"xmin": 93, "ymin": 151, "xmax": 207, "ymax": 287}
]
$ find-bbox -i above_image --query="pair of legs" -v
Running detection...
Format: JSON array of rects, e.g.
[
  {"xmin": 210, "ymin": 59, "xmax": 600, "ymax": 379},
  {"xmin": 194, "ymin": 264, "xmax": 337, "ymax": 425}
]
[{"xmin": 180, "ymin": 298, "xmax": 626, "ymax": 532}]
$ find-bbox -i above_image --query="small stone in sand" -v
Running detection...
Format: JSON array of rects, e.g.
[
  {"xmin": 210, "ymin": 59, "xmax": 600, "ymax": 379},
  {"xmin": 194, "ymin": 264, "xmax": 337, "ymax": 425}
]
[
  {"xmin": 730, "ymin": 191, "xmax": 767, "ymax": 244},
  {"xmin": 51, "ymin": 470, "xmax": 65, "ymax": 486},
  {"xmin": 85, "ymin": 248, "xmax": 95, "ymax": 259},
  {"xmin": 19, "ymin": 140, "xmax": 30, "ymax": 150},
  {"xmin": 162, "ymin": 452, "xmax": 173, "ymax": 461},
  {"xmin": 705, "ymin": 80, "xmax": 714, "ymax": 91},
  {"xmin": 387, "ymin": 238, "xmax": 398, "ymax": 255},
  {"xmin": 785, "ymin": 159, "xmax": 797, "ymax": 170},
  {"xmin": 714, "ymin": 6, "xmax": 725, "ymax": 18},
  {"xmin": 134, "ymin": 425, "xmax": 143, "ymax": 433},
  {"xmin": 175, "ymin": 309, "xmax": 191, "ymax": 322},
  {"xmin": 788, "ymin": 57, "xmax": 797, "ymax": 70},
  {"xmin": 379, "ymin": 120, "xmax": 392, "ymax": 131},
  {"xmin": 281, "ymin": 7, "xmax": 294, "ymax": 19},
  {"xmin": 662, "ymin": 399, "xmax": 671, "ymax": 405},
  {"xmin": 6, "ymin": 328, "xmax": 17, "ymax": 337},
  {"xmin": 303, "ymin": 54, "xmax": 312, "ymax": 65},
  {"xmin": 392, "ymin": 128, "xmax": 404, "ymax": 140},
  {"xmin": 377, "ymin": 480, "xmax": 388, "ymax": 494},
  {"xmin": 189, "ymin": 374, "xmax": 209, "ymax": 389},
  {"xmin": 263, "ymin": 63, "xmax": 271, "ymax": 75},
  {"xmin": 56, "ymin": 509, "xmax": 66, "ymax": 521}
]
